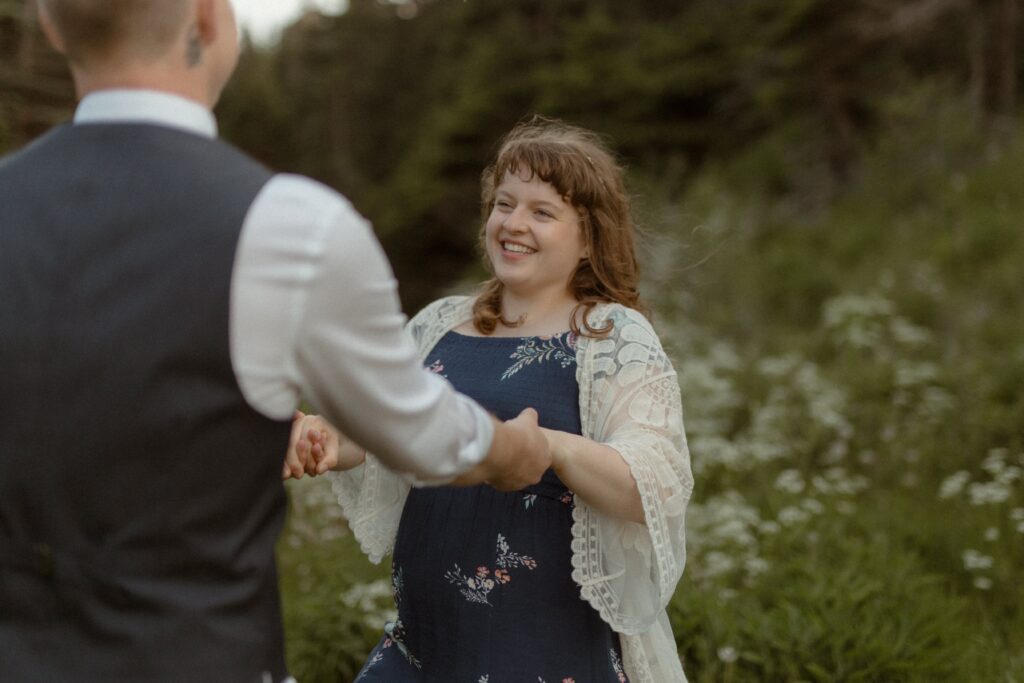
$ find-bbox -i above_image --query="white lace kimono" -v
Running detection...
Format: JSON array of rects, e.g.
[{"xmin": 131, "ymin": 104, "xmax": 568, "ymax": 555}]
[{"xmin": 331, "ymin": 295, "xmax": 693, "ymax": 682}]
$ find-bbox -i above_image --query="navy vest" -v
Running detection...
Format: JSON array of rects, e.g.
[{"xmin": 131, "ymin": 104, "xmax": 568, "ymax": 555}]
[{"xmin": 0, "ymin": 123, "xmax": 292, "ymax": 682}]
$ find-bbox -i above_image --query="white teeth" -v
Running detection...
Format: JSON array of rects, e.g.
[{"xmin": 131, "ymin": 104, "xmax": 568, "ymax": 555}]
[{"xmin": 502, "ymin": 242, "xmax": 535, "ymax": 254}]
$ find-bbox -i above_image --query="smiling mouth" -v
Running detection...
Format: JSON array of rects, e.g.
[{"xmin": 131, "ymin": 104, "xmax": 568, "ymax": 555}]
[{"xmin": 501, "ymin": 241, "xmax": 536, "ymax": 254}]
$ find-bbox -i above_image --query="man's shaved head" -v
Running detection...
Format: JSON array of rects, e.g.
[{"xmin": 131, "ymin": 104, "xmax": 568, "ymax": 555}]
[{"xmin": 38, "ymin": 0, "xmax": 191, "ymax": 66}]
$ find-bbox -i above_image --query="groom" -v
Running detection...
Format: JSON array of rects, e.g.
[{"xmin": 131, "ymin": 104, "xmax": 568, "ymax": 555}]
[{"xmin": 0, "ymin": 1, "xmax": 550, "ymax": 681}]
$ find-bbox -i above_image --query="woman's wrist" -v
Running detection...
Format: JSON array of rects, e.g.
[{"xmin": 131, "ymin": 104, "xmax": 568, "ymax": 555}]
[{"xmin": 547, "ymin": 430, "xmax": 575, "ymax": 475}]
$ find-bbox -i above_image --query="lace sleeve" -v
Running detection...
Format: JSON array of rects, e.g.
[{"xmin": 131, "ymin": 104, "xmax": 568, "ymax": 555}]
[
  {"xmin": 571, "ymin": 306, "xmax": 694, "ymax": 635},
  {"xmin": 329, "ymin": 296, "xmax": 471, "ymax": 563}
]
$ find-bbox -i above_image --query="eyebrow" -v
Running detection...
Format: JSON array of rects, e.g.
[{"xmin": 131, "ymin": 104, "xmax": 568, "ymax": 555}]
[{"xmin": 495, "ymin": 190, "xmax": 564, "ymax": 212}]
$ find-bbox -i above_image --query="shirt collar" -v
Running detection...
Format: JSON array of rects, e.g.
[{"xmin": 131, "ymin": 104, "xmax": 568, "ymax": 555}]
[{"xmin": 74, "ymin": 89, "xmax": 218, "ymax": 139}]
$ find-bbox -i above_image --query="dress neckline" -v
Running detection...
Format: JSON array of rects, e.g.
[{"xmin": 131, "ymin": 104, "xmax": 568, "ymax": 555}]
[{"xmin": 446, "ymin": 329, "xmax": 575, "ymax": 341}]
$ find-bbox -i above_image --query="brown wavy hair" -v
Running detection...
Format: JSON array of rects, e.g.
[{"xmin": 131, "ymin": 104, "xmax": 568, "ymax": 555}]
[{"xmin": 472, "ymin": 117, "xmax": 648, "ymax": 337}]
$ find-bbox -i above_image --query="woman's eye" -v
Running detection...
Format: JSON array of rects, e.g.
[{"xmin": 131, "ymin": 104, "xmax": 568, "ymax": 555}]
[
  {"xmin": 496, "ymin": 200, "xmax": 513, "ymax": 209},
  {"xmin": 536, "ymin": 210, "xmax": 554, "ymax": 219}
]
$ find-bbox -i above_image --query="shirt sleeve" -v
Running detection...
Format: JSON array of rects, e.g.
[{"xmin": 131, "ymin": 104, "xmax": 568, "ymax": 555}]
[{"xmin": 230, "ymin": 174, "xmax": 493, "ymax": 479}]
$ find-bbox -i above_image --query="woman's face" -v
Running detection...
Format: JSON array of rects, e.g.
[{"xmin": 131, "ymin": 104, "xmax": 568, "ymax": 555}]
[{"xmin": 484, "ymin": 170, "xmax": 588, "ymax": 301}]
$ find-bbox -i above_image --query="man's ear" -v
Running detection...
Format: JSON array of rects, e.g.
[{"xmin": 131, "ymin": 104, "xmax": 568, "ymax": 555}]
[
  {"xmin": 37, "ymin": 3, "xmax": 67, "ymax": 55},
  {"xmin": 194, "ymin": 0, "xmax": 219, "ymax": 47}
]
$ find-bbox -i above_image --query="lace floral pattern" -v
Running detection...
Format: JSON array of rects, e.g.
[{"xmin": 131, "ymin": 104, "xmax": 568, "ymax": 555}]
[{"xmin": 332, "ymin": 295, "xmax": 692, "ymax": 682}]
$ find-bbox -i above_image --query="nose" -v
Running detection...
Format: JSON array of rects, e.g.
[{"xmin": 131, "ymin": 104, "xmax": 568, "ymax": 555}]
[{"xmin": 501, "ymin": 207, "xmax": 528, "ymax": 232}]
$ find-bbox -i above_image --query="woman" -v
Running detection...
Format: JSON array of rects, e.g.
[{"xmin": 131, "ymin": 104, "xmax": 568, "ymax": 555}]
[{"xmin": 292, "ymin": 118, "xmax": 693, "ymax": 682}]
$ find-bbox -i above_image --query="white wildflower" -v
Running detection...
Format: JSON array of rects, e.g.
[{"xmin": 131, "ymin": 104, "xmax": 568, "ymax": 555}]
[
  {"xmin": 1011, "ymin": 508, "xmax": 1024, "ymax": 522},
  {"xmin": 890, "ymin": 317, "xmax": 934, "ymax": 347},
  {"xmin": 938, "ymin": 471, "xmax": 971, "ymax": 499},
  {"xmin": 968, "ymin": 481, "xmax": 1012, "ymax": 506},
  {"xmin": 745, "ymin": 557, "xmax": 770, "ymax": 576},
  {"xmin": 895, "ymin": 361, "xmax": 940, "ymax": 388},
  {"xmin": 778, "ymin": 506, "xmax": 810, "ymax": 526},
  {"xmin": 973, "ymin": 577, "xmax": 993, "ymax": 590},
  {"xmin": 714, "ymin": 518, "xmax": 757, "ymax": 547},
  {"xmin": 774, "ymin": 469, "xmax": 806, "ymax": 494},
  {"xmin": 702, "ymin": 551, "xmax": 737, "ymax": 579},
  {"xmin": 998, "ymin": 466, "xmax": 1022, "ymax": 484},
  {"xmin": 802, "ymin": 499, "xmax": 825, "ymax": 515},
  {"xmin": 717, "ymin": 646, "xmax": 739, "ymax": 664},
  {"xmin": 962, "ymin": 549, "xmax": 994, "ymax": 571},
  {"xmin": 691, "ymin": 435, "xmax": 744, "ymax": 474},
  {"xmin": 759, "ymin": 521, "xmax": 781, "ymax": 535},
  {"xmin": 757, "ymin": 355, "xmax": 801, "ymax": 377},
  {"xmin": 984, "ymin": 527, "xmax": 1000, "ymax": 542},
  {"xmin": 982, "ymin": 448, "xmax": 1008, "ymax": 476},
  {"xmin": 745, "ymin": 439, "xmax": 788, "ymax": 463}
]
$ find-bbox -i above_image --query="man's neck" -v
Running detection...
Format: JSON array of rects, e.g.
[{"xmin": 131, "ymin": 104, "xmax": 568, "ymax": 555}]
[{"xmin": 71, "ymin": 64, "xmax": 213, "ymax": 110}]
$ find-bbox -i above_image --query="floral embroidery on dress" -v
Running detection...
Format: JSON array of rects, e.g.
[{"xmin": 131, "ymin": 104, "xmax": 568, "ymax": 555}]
[
  {"xmin": 382, "ymin": 567, "xmax": 421, "ymax": 669},
  {"xmin": 610, "ymin": 648, "xmax": 628, "ymax": 682},
  {"xmin": 537, "ymin": 678, "xmax": 577, "ymax": 683},
  {"xmin": 495, "ymin": 533, "xmax": 537, "ymax": 570},
  {"xmin": 444, "ymin": 534, "xmax": 537, "ymax": 605},
  {"xmin": 523, "ymin": 493, "xmax": 538, "ymax": 509},
  {"xmin": 426, "ymin": 359, "xmax": 446, "ymax": 376},
  {"xmin": 501, "ymin": 332, "xmax": 578, "ymax": 381},
  {"xmin": 354, "ymin": 638, "xmax": 391, "ymax": 681}
]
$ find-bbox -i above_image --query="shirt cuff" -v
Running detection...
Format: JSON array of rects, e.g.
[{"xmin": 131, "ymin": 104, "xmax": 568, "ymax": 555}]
[{"xmin": 403, "ymin": 401, "xmax": 494, "ymax": 488}]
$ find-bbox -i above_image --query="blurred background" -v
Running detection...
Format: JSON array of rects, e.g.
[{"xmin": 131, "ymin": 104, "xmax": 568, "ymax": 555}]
[{"xmin": 3, "ymin": 0, "xmax": 1022, "ymax": 680}]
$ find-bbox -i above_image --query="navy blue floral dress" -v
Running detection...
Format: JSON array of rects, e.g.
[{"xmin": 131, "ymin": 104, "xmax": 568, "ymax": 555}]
[{"xmin": 355, "ymin": 331, "xmax": 629, "ymax": 683}]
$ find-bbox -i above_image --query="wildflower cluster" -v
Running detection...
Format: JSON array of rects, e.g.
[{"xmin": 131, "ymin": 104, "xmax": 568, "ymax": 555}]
[{"xmin": 938, "ymin": 448, "xmax": 1024, "ymax": 591}]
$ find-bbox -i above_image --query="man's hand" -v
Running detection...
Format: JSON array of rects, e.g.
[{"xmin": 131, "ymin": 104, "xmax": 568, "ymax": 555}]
[{"xmin": 453, "ymin": 408, "xmax": 551, "ymax": 491}]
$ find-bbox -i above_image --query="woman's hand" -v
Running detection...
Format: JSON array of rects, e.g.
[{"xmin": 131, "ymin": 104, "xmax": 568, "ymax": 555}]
[{"xmin": 283, "ymin": 411, "xmax": 366, "ymax": 479}]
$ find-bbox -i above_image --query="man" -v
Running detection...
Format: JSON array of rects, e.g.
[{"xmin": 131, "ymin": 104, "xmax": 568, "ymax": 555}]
[{"xmin": 0, "ymin": 1, "xmax": 550, "ymax": 681}]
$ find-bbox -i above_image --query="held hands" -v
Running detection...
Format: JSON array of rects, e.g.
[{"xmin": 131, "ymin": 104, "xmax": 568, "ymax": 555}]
[
  {"xmin": 282, "ymin": 411, "xmax": 366, "ymax": 480},
  {"xmin": 453, "ymin": 407, "xmax": 552, "ymax": 491}
]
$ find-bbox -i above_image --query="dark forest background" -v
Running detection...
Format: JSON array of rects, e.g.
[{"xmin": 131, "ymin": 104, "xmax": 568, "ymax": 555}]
[{"xmin": 4, "ymin": 0, "xmax": 1020, "ymax": 311}]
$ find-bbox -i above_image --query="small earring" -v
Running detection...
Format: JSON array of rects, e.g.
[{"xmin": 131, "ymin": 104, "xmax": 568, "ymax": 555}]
[{"xmin": 186, "ymin": 25, "xmax": 202, "ymax": 67}]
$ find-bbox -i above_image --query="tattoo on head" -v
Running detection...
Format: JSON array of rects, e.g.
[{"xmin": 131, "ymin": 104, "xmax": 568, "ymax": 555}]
[{"xmin": 186, "ymin": 25, "xmax": 202, "ymax": 67}]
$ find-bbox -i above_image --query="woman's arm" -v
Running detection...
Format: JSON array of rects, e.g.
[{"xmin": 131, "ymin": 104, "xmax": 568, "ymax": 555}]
[{"xmin": 545, "ymin": 428, "xmax": 645, "ymax": 524}]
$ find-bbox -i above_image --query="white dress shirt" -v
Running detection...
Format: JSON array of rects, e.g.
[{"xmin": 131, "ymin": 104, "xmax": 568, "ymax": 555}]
[{"xmin": 74, "ymin": 89, "xmax": 493, "ymax": 482}]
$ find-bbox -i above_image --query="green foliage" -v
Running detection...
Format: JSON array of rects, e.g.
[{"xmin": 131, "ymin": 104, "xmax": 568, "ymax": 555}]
[
  {"xmin": 277, "ymin": 480, "xmax": 390, "ymax": 682},
  {"xmin": 671, "ymin": 527, "xmax": 978, "ymax": 682}
]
